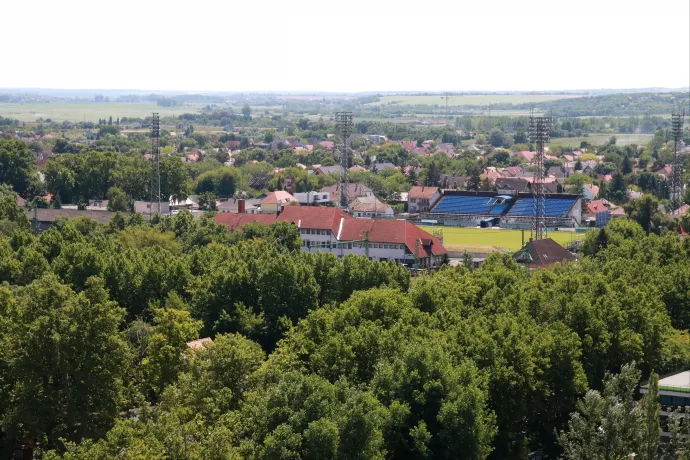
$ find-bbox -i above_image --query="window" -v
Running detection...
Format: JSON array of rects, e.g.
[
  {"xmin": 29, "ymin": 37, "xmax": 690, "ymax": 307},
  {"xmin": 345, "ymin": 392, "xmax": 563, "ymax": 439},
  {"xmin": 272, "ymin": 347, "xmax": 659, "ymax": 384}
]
[
  {"xmin": 384, "ymin": 245, "xmax": 389, "ymax": 249},
  {"xmin": 347, "ymin": 243, "xmax": 352, "ymax": 249}
]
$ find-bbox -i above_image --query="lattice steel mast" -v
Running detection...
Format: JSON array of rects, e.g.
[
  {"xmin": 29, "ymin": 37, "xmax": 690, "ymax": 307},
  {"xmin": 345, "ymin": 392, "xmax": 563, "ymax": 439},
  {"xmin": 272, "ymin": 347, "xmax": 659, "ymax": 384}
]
[
  {"xmin": 670, "ymin": 108, "xmax": 685, "ymax": 211},
  {"xmin": 335, "ymin": 112, "xmax": 353, "ymax": 209},
  {"xmin": 149, "ymin": 113, "xmax": 161, "ymax": 216},
  {"xmin": 529, "ymin": 111, "xmax": 551, "ymax": 241}
]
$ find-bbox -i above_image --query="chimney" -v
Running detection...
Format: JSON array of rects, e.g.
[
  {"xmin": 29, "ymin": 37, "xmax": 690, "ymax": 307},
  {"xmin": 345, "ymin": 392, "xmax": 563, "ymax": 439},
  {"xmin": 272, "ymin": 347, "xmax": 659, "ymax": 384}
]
[{"xmin": 238, "ymin": 199, "xmax": 245, "ymax": 214}]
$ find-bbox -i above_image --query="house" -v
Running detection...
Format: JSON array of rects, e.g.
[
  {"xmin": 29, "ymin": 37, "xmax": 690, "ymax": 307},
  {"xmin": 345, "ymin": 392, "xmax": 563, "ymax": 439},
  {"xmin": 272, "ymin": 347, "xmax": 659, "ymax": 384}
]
[
  {"xmin": 408, "ymin": 186, "xmax": 441, "ymax": 213},
  {"xmin": 495, "ymin": 178, "xmax": 530, "ymax": 194},
  {"xmin": 513, "ymin": 238, "xmax": 576, "ymax": 268},
  {"xmin": 581, "ymin": 160, "xmax": 598, "ymax": 175},
  {"xmin": 348, "ymin": 164, "xmax": 367, "ymax": 173},
  {"xmin": 502, "ymin": 166, "xmax": 524, "ymax": 177},
  {"xmin": 412, "ymin": 147, "xmax": 429, "ymax": 156},
  {"xmin": 627, "ymin": 189, "xmax": 643, "ymax": 200},
  {"xmin": 514, "ymin": 151, "xmax": 535, "ymax": 162},
  {"xmin": 349, "ymin": 196, "xmax": 394, "ymax": 218},
  {"xmin": 293, "ymin": 191, "xmax": 331, "ymax": 205},
  {"xmin": 547, "ymin": 166, "xmax": 567, "ymax": 178},
  {"xmin": 321, "ymin": 183, "xmax": 373, "ymax": 204},
  {"xmin": 655, "ymin": 166, "xmax": 673, "ymax": 179},
  {"xmin": 436, "ymin": 144, "xmax": 456, "ymax": 156},
  {"xmin": 586, "ymin": 199, "xmax": 609, "ymax": 216},
  {"xmin": 187, "ymin": 338, "xmax": 212, "ymax": 349},
  {"xmin": 669, "ymin": 203, "xmax": 690, "ymax": 217},
  {"xmin": 582, "ymin": 184, "xmax": 600, "ymax": 200},
  {"xmin": 23, "ymin": 208, "xmax": 146, "ymax": 231},
  {"xmin": 134, "ymin": 201, "xmax": 170, "ymax": 215},
  {"xmin": 88, "ymin": 199, "xmax": 109, "ymax": 210},
  {"xmin": 16, "ymin": 196, "xmax": 26, "ymax": 207},
  {"xmin": 371, "ymin": 162, "xmax": 398, "ymax": 173},
  {"xmin": 314, "ymin": 165, "xmax": 345, "ymax": 176},
  {"xmin": 318, "ymin": 141, "xmax": 335, "ymax": 151},
  {"xmin": 215, "ymin": 206, "xmax": 447, "ymax": 267},
  {"xmin": 260, "ymin": 191, "xmax": 299, "ymax": 213},
  {"xmin": 217, "ymin": 198, "xmax": 261, "ymax": 214}
]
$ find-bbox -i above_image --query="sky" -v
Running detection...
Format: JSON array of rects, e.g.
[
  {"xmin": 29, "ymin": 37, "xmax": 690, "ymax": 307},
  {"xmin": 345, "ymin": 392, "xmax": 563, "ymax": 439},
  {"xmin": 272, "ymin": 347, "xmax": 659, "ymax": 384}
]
[{"xmin": 2, "ymin": 0, "xmax": 689, "ymax": 93}]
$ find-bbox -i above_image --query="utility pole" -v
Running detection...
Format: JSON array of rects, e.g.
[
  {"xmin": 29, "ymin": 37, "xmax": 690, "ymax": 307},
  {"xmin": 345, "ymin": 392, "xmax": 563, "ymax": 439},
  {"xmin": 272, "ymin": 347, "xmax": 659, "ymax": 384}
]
[{"xmin": 364, "ymin": 230, "xmax": 369, "ymax": 259}]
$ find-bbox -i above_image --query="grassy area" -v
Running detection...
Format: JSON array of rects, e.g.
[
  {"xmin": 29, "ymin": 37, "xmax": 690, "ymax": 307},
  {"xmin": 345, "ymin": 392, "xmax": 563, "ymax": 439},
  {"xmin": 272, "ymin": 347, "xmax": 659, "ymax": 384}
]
[
  {"xmin": 549, "ymin": 133, "xmax": 653, "ymax": 149},
  {"xmin": 368, "ymin": 94, "xmax": 579, "ymax": 107},
  {"xmin": 0, "ymin": 103, "xmax": 201, "ymax": 122},
  {"xmin": 418, "ymin": 225, "xmax": 582, "ymax": 252}
]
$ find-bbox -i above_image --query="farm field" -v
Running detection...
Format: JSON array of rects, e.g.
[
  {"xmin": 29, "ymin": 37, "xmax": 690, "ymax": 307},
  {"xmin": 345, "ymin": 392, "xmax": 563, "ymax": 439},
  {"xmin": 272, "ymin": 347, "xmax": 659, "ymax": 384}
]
[
  {"xmin": 549, "ymin": 133, "xmax": 653, "ymax": 148},
  {"xmin": 0, "ymin": 103, "xmax": 201, "ymax": 122},
  {"xmin": 418, "ymin": 225, "xmax": 583, "ymax": 252},
  {"xmin": 367, "ymin": 94, "xmax": 580, "ymax": 107}
]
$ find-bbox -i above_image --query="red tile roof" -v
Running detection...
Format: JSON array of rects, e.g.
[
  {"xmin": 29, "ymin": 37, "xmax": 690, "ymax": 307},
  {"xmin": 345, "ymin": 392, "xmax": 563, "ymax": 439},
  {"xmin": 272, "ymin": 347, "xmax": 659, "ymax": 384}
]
[
  {"xmin": 409, "ymin": 186, "xmax": 439, "ymax": 199},
  {"xmin": 214, "ymin": 206, "xmax": 446, "ymax": 257},
  {"xmin": 586, "ymin": 200, "xmax": 608, "ymax": 214},
  {"xmin": 261, "ymin": 191, "xmax": 297, "ymax": 205}
]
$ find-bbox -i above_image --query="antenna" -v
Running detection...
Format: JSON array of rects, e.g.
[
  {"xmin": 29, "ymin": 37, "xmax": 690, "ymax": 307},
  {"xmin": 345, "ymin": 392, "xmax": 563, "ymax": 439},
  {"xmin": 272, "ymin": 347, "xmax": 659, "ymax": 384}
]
[
  {"xmin": 529, "ymin": 109, "xmax": 551, "ymax": 241},
  {"xmin": 334, "ymin": 111, "xmax": 353, "ymax": 209},
  {"xmin": 670, "ymin": 108, "xmax": 685, "ymax": 212},
  {"xmin": 149, "ymin": 113, "xmax": 161, "ymax": 217}
]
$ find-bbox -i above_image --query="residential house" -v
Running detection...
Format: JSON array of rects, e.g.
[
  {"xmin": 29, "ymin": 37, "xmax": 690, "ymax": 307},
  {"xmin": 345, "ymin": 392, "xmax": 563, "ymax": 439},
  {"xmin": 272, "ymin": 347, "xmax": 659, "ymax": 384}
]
[
  {"xmin": 513, "ymin": 238, "xmax": 576, "ymax": 268},
  {"xmin": 440, "ymin": 174, "xmax": 469, "ymax": 190},
  {"xmin": 319, "ymin": 141, "xmax": 335, "ymax": 151},
  {"xmin": 24, "ymin": 208, "xmax": 147, "ymax": 232},
  {"xmin": 582, "ymin": 184, "xmax": 600, "ymax": 200},
  {"xmin": 436, "ymin": 144, "xmax": 456, "ymax": 156},
  {"xmin": 547, "ymin": 166, "xmax": 568, "ymax": 178},
  {"xmin": 408, "ymin": 186, "xmax": 441, "ymax": 213},
  {"xmin": 217, "ymin": 198, "xmax": 261, "ymax": 213},
  {"xmin": 260, "ymin": 191, "xmax": 299, "ymax": 213},
  {"xmin": 412, "ymin": 147, "xmax": 430, "ymax": 156},
  {"xmin": 495, "ymin": 178, "xmax": 530, "ymax": 194},
  {"xmin": 293, "ymin": 191, "xmax": 331, "ymax": 205},
  {"xmin": 371, "ymin": 162, "xmax": 398, "ymax": 173},
  {"xmin": 321, "ymin": 183, "xmax": 373, "ymax": 204},
  {"xmin": 88, "ymin": 199, "xmax": 109, "ymax": 210},
  {"xmin": 348, "ymin": 164, "xmax": 367, "ymax": 173},
  {"xmin": 514, "ymin": 151, "xmax": 535, "ymax": 162},
  {"xmin": 215, "ymin": 206, "xmax": 447, "ymax": 267},
  {"xmin": 349, "ymin": 196, "xmax": 394, "ymax": 218},
  {"xmin": 314, "ymin": 165, "xmax": 345, "ymax": 176},
  {"xmin": 655, "ymin": 166, "xmax": 673, "ymax": 180},
  {"xmin": 581, "ymin": 160, "xmax": 598, "ymax": 175},
  {"xmin": 134, "ymin": 201, "xmax": 170, "ymax": 215}
]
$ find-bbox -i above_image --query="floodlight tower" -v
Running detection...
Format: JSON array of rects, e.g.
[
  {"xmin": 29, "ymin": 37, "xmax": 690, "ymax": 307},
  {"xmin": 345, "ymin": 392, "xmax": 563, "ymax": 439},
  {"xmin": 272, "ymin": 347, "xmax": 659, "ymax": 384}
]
[
  {"xmin": 529, "ymin": 111, "xmax": 551, "ymax": 241},
  {"xmin": 149, "ymin": 113, "xmax": 161, "ymax": 216},
  {"xmin": 670, "ymin": 108, "xmax": 685, "ymax": 211},
  {"xmin": 441, "ymin": 92, "xmax": 450, "ymax": 125},
  {"xmin": 335, "ymin": 111, "xmax": 353, "ymax": 209}
]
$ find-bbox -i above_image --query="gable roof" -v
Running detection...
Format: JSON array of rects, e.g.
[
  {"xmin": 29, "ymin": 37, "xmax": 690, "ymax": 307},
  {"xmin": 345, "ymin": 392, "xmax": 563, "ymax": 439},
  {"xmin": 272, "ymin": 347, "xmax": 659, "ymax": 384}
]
[
  {"xmin": 261, "ymin": 191, "xmax": 297, "ymax": 205},
  {"xmin": 516, "ymin": 238, "xmax": 576, "ymax": 266},
  {"xmin": 372, "ymin": 162, "xmax": 397, "ymax": 172},
  {"xmin": 586, "ymin": 199, "xmax": 608, "ymax": 214},
  {"xmin": 409, "ymin": 186, "xmax": 439, "ymax": 199},
  {"xmin": 315, "ymin": 165, "xmax": 344, "ymax": 175}
]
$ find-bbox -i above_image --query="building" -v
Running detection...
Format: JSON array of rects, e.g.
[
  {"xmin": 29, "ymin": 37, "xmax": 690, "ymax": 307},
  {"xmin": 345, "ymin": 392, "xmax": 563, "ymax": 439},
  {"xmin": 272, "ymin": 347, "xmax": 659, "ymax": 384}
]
[
  {"xmin": 495, "ymin": 178, "xmax": 530, "ymax": 194},
  {"xmin": 321, "ymin": 183, "xmax": 373, "ymax": 204},
  {"xmin": 349, "ymin": 196, "xmax": 394, "ymax": 218},
  {"xmin": 293, "ymin": 191, "xmax": 331, "ymax": 205},
  {"xmin": 513, "ymin": 238, "xmax": 577, "ymax": 268},
  {"xmin": 314, "ymin": 165, "xmax": 344, "ymax": 176},
  {"xmin": 427, "ymin": 190, "xmax": 582, "ymax": 228},
  {"xmin": 582, "ymin": 183, "xmax": 600, "ymax": 200},
  {"xmin": 217, "ymin": 198, "xmax": 261, "ymax": 214},
  {"xmin": 371, "ymin": 162, "xmax": 398, "ymax": 173},
  {"xmin": 24, "ymin": 208, "xmax": 147, "ymax": 231},
  {"xmin": 134, "ymin": 201, "xmax": 170, "ymax": 215},
  {"xmin": 408, "ymin": 186, "xmax": 441, "ymax": 213},
  {"xmin": 215, "ymin": 206, "xmax": 447, "ymax": 267},
  {"xmin": 640, "ymin": 370, "xmax": 690, "ymax": 440},
  {"xmin": 439, "ymin": 174, "xmax": 469, "ymax": 190},
  {"xmin": 260, "ymin": 191, "xmax": 298, "ymax": 213}
]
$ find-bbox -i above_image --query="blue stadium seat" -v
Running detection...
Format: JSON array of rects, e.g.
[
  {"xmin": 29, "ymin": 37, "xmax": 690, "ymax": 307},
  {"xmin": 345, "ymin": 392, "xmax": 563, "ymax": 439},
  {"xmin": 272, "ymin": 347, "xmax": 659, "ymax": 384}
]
[
  {"xmin": 433, "ymin": 195, "xmax": 494, "ymax": 214},
  {"xmin": 506, "ymin": 198, "xmax": 576, "ymax": 217},
  {"xmin": 489, "ymin": 202, "xmax": 511, "ymax": 215}
]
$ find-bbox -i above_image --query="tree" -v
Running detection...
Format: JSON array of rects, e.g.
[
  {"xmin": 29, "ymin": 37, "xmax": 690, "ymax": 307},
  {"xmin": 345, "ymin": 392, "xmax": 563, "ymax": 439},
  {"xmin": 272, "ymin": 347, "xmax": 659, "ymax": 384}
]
[
  {"xmin": 489, "ymin": 129, "xmax": 505, "ymax": 147},
  {"xmin": 160, "ymin": 156, "xmax": 190, "ymax": 205},
  {"xmin": 106, "ymin": 186, "xmax": 129, "ymax": 212},
  {"xmin": 624, "ymin": 195, "xmax": 668, "ymax": 234},
  {"xmin": 0, "ymin": 138, "xmax": 36, "ymax": 195},
  {"xmin": 558, "ymin": 363, "xmax": 647, "ymax": 460},
  {"xmin": 241, "ymin": 104, "xmax": 252, "ymax": 121},
  {"xmin": 0, "ymin": 276, "xmax": 130, "ymax": 450},
  {"xmin": 198, "ymin": 191, "xmax": 217, "ymax": 211},
  {"xmin": 0, "ymin": 184, "xmax": 30, "ymax": 228}
]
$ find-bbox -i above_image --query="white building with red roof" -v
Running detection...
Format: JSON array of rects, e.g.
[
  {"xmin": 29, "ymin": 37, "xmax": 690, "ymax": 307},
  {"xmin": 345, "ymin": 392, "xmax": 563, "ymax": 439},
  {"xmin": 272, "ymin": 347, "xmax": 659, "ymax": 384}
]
[
  {"xmin": 215, "ymin": 206, "xmax": 447, "ymax": 267},
  {"xmin": 260, "ymin": 191, "xmax": 299, "ymax": 213},
  {"xmin": 408, "ymin": 186, "xmax": 440, "ymax": 213}
]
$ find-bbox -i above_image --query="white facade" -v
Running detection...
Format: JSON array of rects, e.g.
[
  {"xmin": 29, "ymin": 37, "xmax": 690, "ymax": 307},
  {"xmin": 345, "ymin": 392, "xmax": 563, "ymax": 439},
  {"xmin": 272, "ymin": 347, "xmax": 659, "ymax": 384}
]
[
  {"xmin": 293, "ymin": 191, "xmax": 331, "ymax": 205},
  {"xmin": 409, "ymin": 189, "xmax": 440, "ymax": 213},
  {"xmin": 134, "ymin": 201, "xmax": 170, "ymax": 214}
]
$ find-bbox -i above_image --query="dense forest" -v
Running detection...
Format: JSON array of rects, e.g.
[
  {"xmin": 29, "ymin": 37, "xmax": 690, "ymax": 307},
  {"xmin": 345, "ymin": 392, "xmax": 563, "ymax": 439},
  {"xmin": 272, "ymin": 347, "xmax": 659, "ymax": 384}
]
[{"xmin": 2, "ymin": 181, "xmax": 690, "ymax": 458}]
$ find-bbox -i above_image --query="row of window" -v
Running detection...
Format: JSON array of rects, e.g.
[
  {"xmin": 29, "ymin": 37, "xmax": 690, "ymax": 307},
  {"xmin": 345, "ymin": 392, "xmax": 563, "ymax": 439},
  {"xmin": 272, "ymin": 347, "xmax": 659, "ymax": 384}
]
[
  {"xmin": 300, "ymin": 228, "xmax": 331, "ymax": 236},
  {"xmin": 301, "ymin": 240, "xmax": 405, "ymax": 251}
]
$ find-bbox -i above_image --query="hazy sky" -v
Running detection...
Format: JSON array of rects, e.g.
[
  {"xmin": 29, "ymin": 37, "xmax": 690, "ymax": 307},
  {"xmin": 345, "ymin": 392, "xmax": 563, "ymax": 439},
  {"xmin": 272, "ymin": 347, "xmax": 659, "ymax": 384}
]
[{"xmin": 2, "ymin": 0, "xmax": 689, "ymax": 92}]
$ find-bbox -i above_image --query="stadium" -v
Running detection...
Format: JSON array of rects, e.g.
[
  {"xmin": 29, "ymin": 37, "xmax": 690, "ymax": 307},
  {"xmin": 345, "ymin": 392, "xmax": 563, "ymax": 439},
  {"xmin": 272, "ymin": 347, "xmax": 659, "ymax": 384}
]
[{"xmin": 420, "ymin": 190, "xmax": 582, "ymax": 229}]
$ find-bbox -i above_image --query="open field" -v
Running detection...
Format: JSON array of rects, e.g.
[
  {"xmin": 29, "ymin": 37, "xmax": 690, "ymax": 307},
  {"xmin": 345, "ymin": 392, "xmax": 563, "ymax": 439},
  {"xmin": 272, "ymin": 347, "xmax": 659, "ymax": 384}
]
[
  {"xmin": 548, "ymin": 133, "xmax": 653, "ymax": 148},
  {"xmin": 0, "ymin": 103, "xmax": 202, "ymax": 122},
  {"xmin": 418, "ymin": 225, "xmax": 583, "ymax": 252},
  {"xmin": 367, "ymin": 94, "xmax": 580, "ymax": 107}
]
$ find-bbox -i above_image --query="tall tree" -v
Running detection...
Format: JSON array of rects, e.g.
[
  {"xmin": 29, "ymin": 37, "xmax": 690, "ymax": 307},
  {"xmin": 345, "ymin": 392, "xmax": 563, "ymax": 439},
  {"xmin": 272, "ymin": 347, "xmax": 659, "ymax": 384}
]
[{"xmin": 0, "ymin": 138, "xmax": 36, "ymax": 195}]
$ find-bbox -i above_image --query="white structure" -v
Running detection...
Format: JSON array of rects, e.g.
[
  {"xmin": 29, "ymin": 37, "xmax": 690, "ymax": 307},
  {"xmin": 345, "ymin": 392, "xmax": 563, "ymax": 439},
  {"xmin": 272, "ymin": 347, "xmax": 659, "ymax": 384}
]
[
  {"xmin": 134, "ymin": 201, "xmax": 170, "ymax": 214},
  {"xmin": 349, "ymin": 196, "xmax": 394, "ymax": 218},
  {"xmin": 293, "ymin": 191, "xmax": 331, "ymax": 205},
  {"xmin": 408, "ymin": 186, "xmax": 440, "ymax": 213}
]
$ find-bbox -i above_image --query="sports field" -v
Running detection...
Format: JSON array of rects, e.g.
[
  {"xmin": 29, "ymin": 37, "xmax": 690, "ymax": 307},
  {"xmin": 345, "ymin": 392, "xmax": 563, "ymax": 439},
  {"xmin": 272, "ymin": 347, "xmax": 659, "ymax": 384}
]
[
  {"xmin": 368, "ymin": 94, "xmax": 579, "ymax": 107},
  {"xmin": 549, "ymin": 134, "xmax": 653, "ymax": 149},
  {"xmin": 418, "ymin": 225, "xmax": 583, "ymax": 252},
  {"xmin": 0, "ymin": 103, "xmax": 201, "ymax": 122}
]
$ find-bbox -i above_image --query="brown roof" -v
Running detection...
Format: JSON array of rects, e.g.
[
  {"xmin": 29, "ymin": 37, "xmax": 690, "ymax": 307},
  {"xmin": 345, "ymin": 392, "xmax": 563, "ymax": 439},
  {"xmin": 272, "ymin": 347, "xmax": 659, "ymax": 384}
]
[
  {"xmin": 519, "ymin": 238, "xmax": 576, "ymax": 266},
  {"xmin": 321, "ymin": 183, "xmax": 372, "ymax": 201},
  {"xmin": 408, "ymin": 186, "xmax": 439, "ymax": 199},
  {"xmin": 261, "ymin": 191, "xmax": 297, "ymax": 205},
  {"xmin": 214, "ymin": 213, "xmax": 278, "ymax": 228}
]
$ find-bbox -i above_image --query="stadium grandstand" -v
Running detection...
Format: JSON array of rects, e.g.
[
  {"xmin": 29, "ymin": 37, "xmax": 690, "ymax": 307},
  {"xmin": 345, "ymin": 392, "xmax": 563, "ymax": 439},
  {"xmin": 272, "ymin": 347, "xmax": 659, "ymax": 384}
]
[{"xmin": 421, "ymin": 190, "xmax": 581, "ymax": 229}]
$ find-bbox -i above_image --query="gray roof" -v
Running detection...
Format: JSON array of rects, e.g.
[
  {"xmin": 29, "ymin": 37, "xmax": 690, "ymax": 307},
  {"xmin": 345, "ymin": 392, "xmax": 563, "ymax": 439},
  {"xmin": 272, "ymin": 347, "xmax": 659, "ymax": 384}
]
[
  {"xmin": 25, "ymin": 208, "xmax": 146, "ymax": 225},
  {"xmin": 372, "ymin": 162, "xmax": 397, "ymax": 172}
]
